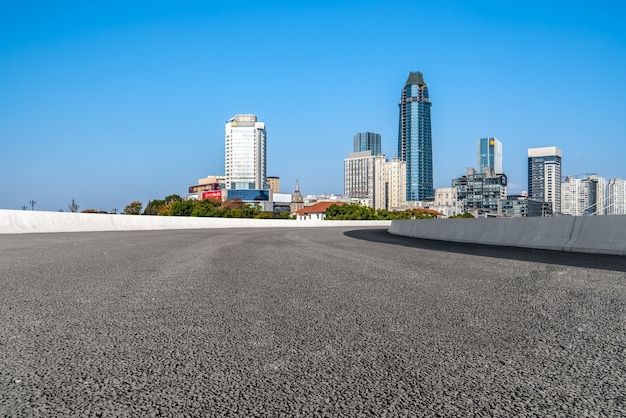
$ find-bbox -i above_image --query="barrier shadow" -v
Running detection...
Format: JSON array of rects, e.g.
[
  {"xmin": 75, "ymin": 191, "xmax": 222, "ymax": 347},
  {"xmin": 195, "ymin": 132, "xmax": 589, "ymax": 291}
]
[{"xmin": 344, "ymin": 229, "xmax": 626, "ymax": 273}]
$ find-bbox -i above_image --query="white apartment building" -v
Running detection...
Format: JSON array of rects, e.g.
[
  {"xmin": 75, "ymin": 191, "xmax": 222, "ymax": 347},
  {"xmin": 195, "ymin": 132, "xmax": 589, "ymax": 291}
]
[
  {"xmin": 607, "ymin": 178, "xmax": 626, "ymax": 215},
  {"xmin": 225, "ymin": 114, "xmax": 267, "ymax": 190},
  {"xmin": 561, "ymin": 174, "xmax": 606, "ymax": 216},
  {"xmin": 383, "ymin": 157, "xmax": 406, "ymax": 211},
  {"xmin": 344, "ymin": 151, "xmax": 387, "ymax": 210}
]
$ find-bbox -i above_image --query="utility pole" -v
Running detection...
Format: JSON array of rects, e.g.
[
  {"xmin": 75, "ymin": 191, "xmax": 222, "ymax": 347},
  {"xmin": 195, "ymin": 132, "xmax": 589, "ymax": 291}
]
[{"xmin": 29, "ymin": 200, "xmax": 36, "ymax": 210}]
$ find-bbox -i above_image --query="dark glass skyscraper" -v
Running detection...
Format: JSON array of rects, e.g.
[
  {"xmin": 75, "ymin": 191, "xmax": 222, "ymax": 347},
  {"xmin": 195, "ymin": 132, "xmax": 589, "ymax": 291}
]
[
  {"xmin": 353, "ymin": 132, "xmax": 382, "ymax": 156},
  {"xmin": 398, "ymin": 71, "xmax": 433, "ymax": 201}
]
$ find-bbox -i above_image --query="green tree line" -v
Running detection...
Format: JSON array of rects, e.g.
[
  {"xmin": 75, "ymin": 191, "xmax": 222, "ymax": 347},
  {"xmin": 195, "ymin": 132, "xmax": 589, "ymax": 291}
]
[
  {"xmin": 123, "ymin": 194, "xmax": 290, "ymax": 219},
  {"xmin": 324, "ymin": 204, "xmax": 442, "ymax": 220}
]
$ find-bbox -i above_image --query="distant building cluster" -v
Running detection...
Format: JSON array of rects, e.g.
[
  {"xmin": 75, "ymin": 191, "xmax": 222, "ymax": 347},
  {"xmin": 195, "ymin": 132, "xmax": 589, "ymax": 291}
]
[{"xmin": 186, "ymin": 73, "xmax": 626, "ymax": 219}]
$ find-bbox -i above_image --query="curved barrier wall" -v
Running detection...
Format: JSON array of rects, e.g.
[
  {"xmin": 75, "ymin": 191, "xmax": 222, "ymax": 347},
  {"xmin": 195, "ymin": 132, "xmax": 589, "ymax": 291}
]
[
  {"xmin": 389, "ymin": 216, "xmax": 626, "ymax": 256},
  {"xmin": 0, "ymin": 210, "xmax": 391, "ymax": 234}
]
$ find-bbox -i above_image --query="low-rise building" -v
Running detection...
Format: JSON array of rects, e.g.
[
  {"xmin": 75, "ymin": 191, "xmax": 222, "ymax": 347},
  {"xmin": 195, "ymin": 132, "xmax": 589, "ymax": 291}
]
[{"xmin": 295, "ymin": 201, "xmax": 344, "ymax": 221}]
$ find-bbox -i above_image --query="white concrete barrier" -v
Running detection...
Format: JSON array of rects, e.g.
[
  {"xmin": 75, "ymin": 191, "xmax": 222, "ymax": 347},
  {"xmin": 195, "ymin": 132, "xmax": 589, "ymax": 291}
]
[
  {"xmin": 0, "ymin": 210, "xmax": 391, "ymax": 234},
  {"xmin": 389, "ymin": 216, "xmax": 626, "ymax": 256}
]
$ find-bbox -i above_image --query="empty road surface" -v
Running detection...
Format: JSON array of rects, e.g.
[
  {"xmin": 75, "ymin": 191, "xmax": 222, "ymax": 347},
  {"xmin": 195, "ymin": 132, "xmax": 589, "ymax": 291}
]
[{"xmin": 1, "ymin": 227, "xmax": 625, "ymax": 416}]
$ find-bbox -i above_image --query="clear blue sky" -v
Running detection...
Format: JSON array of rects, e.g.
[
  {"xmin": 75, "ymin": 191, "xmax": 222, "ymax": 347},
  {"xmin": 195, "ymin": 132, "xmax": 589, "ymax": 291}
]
[{"xmin": 1, "ymin": 0, "xmax": 625, "ymax": 212}]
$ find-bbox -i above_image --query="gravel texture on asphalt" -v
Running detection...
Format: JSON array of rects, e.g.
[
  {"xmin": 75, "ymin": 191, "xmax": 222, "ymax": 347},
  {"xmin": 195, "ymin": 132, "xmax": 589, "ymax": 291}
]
[{"xmin": 1, "ymin": 227, "xmax": 625, "ymax": 417}]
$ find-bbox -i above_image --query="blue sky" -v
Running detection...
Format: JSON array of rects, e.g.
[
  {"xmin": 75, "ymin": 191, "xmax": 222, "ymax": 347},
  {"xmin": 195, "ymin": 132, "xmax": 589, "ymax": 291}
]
[{"xmin": 1, "ymin": 1, "xmax": 625, "ymax": 212}]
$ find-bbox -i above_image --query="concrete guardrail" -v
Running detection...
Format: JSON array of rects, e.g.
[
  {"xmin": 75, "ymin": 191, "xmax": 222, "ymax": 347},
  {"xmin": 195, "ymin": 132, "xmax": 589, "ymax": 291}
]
[
  {"xmin": 0, "ymin": 209, "xmax": 391, "ymax": 234},
  {"xmin": 389, "ymin": 216, "xmax": 626, "ymax": 256}
]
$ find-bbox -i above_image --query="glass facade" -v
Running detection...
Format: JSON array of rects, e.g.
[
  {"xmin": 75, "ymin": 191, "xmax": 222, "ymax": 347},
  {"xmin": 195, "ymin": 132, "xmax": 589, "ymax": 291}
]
[
  {"xmin": 353, "ymin": 132, "xmax": 382, "ymax": 156},
  {"xmin": 476, "ymin": 137, "xmax": 502, "ymax": 174},
  {"xmin": 527, "ymin": 147, "xmax": 562, "ymax": 214},
  {"xmin": 398, "ymin": 72, "xmax": 433, "ymax": 201}
]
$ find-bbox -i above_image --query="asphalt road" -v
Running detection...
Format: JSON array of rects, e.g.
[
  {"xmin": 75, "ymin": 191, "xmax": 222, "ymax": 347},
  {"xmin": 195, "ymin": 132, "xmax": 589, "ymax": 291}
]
[{"xmin": 1, "ymin": 227, "xmax": 625, "ymax": 417}]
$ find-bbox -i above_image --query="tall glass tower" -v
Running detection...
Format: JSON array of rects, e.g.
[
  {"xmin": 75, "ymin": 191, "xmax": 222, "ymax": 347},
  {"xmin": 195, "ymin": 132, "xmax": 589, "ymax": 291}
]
[
  {"xmin": 398, "ymin": 71, "xmax": 433, "ymax": 201},
  {"xmin": 476, "ymin": 137, "xmax": 502, "ymax": 174},
  {"xmin": 353, "ymin": 132, "xmax": 382, "ymax": 156}
]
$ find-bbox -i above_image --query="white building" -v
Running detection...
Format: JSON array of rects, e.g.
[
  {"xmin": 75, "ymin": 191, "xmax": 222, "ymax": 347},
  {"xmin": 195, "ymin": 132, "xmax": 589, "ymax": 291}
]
[
  {"xmin": 383, "ymin": 157, "xmax": 406, "ymax": 211},
  {"xmin": 344, "ymin": 151, "xmax": 387, "ymax": 210},
  {"xmin": 225, "ymin": 114, "xmax": 267, "ymax": 190},
  {"xmin": 607, "ymin": 178, "xmax": 626, "ymax": 215},
  {"xmin": 561, "ymin": 174, "xmax": 606, "ymax": 216},
  {"xmin": 432, "ymin": 187, "xmax": 461, "ymax": 217}
]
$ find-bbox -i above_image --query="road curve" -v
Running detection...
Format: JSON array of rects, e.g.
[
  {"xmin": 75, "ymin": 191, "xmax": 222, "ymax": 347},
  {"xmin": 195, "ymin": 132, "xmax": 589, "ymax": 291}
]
[{"xmin": 1, "ymin": 227, "xmax": 625, "ymax": 416}]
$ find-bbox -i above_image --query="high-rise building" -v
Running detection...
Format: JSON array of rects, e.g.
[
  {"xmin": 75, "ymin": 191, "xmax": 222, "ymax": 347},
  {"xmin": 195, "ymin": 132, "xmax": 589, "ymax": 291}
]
[
  {"xmin": 528, "ymin": 146, "xmax": 562, "ymax": 214},
  {"xmin": 344, "ymin": 150, "xmax": 387, "ymax": 210},
  {"xmin": 607, "ymin": 178, "xmax": 626, "ymax": 215},
  {"xmin": 225, "ymin": 114, "xmax": 267, "ymax": 190},
  {"xmin": 476, "ymin": 137, "xmax": 502, "ymax": 174},
  {"xmin": 561, "ymin": 174, "xmax": 605, "ymax": 216},
  {"xmin": 383, "ymin": 157, "xmax": 406, "ymax": 211},
  {"xmin": 353, "ymin": 132, "xmax": 382, "ymax": 156},
  {"xmin": 398, "ymin": 71, "xmax": 433, "ymax": 202}
]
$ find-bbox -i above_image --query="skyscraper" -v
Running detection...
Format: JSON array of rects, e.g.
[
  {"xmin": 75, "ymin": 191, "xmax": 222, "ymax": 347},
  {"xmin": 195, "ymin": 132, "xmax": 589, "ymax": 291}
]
[
  {"xmin": 353, "ymin": 132, "xmax": 382, "ymax": 156},
  {"xmin": 225, "ymin": 114, "xmax": 267, "ymax": 190},
  {"xmin": 398, "ymin": 71, "xmax": 433, "ymax": 201},
  {"xmin": 528, "ymin": 146, "xmax": 562, "ymax": 215},
  {"xmin": 476, "ymin": 137, "xmax": 502, "ymax": 174}
]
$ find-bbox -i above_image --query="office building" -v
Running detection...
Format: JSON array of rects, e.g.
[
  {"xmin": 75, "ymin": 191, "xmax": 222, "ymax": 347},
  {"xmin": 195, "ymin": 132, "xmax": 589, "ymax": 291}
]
[
  {"xmin": 398, "ymin": 71, "xmax": 433, "ymax": 202},
  {"xmin": 607, "ymin": 178, "xmax": 626, "ymax": 215},
  {"xmin": 225, "ymin": 114, "xmax": 267, "ymax": 190},
  {"xmin": 353, "ymin": 132, "xmax": 382, "ymax": 156},
  {"xmin": 528, "ymin": 146, "xmax": 562, "ymax": 215},
  {"xmin": 344, "ymin": 150, "xmax": 387, "ymax": 210},
  {"xmin": 477, "ymin": 137, "xmax": 502, "ymax": 174}
]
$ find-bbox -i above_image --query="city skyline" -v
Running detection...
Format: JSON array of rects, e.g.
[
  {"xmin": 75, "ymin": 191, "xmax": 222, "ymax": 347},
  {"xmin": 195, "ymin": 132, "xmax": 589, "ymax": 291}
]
[{"xmin": 1, "ymin": 1, "xmax": 625, "ymax": 212}]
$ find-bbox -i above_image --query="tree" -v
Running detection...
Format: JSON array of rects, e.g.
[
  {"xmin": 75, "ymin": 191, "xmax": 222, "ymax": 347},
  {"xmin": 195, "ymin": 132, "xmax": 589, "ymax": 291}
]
[
  {"xmin": 168, "ymin": 200, "xmax": 195, "ymax": 216},
  {"xmin": 164, "ymin": 194, "xmax": 183, "ymax": 204},
  {"xmin": 68, "ymin": 198, "xmax": 79, "ymax": 213},
  {"xmin": 220, "ymin": 198, "xmax": 244, "ymax": 211},
  {"xmin": 449, "ymin": 212, "xmax": 475, "ymax": 218},
  {"xmin": 190, "ymin": 198, "xmax": 221, "ymax": 217},
  {"xmin": 143, "ymin": 199, "xmax": 166, "ymax": 215},
  {"xmin": 123, "ymin": 201, "xmax": 143, "ymax": 215}
]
